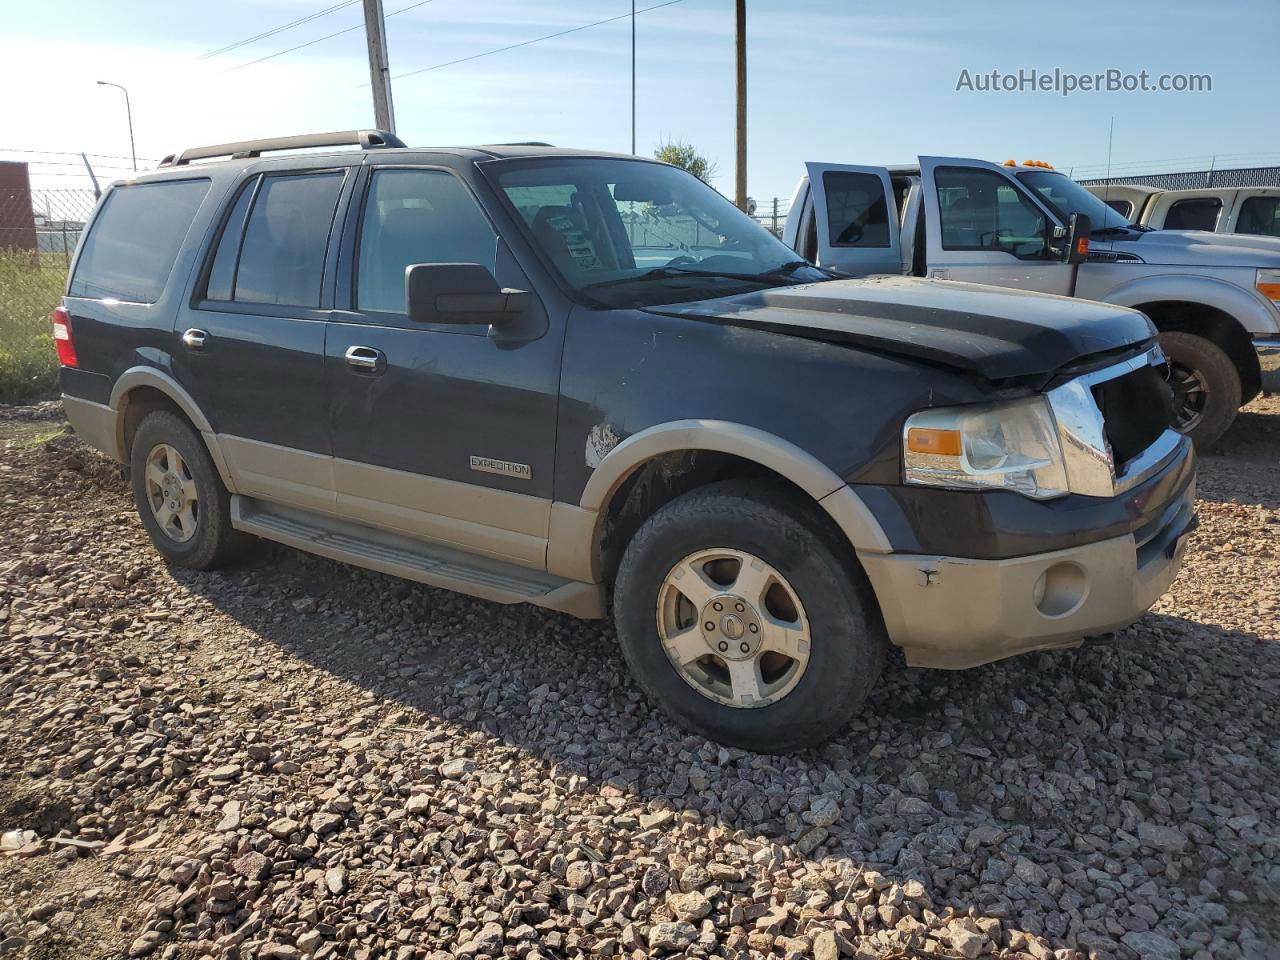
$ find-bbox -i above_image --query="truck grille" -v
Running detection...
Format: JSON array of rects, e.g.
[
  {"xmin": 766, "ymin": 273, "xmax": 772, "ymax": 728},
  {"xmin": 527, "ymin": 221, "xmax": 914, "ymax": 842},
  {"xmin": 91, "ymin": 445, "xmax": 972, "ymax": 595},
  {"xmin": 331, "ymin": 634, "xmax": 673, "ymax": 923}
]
[{"xmin": 1091, "ymin": 363, "xmax": 1174, "ymax": 469}]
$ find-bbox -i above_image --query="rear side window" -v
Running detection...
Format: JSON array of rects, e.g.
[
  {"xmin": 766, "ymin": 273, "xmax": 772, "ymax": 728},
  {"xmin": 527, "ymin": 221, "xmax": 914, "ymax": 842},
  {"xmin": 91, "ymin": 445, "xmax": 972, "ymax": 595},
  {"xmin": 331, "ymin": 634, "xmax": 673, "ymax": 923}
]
[
  {"xmin": 70, "ymin": 179, "xmax": 209, "ymax": 303},
  {"xmin": 209, "ymin": 171, "xmax": 344, "ymax": 308},
  {"xmin": 822, "ymin": 172, "xmax": 889, "ymax": 247},
  {"xmin": 1164, "ymin": 197, "xmax": 1221, "ymax": 231},
  {"xmin": 1237, "ymin": 196, "xmax": 1280, "ymax": 238}
]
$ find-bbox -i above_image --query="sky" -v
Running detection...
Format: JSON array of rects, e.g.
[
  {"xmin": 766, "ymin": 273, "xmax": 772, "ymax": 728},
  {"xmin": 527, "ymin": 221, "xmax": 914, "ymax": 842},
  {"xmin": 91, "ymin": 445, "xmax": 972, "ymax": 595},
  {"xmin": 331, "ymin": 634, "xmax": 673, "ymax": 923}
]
[{"xmin": 2, "ymin": 0, "xmax": 1278, "ymax": 202}]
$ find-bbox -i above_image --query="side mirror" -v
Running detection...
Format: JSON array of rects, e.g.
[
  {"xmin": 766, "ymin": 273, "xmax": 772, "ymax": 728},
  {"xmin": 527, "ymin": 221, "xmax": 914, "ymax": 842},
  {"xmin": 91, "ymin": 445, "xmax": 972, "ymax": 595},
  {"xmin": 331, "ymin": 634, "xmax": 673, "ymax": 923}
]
[
  {"xmin": 1063, "ymin": 213, "xmax": 1091, "ymax": 264},
  {"xmin": 406, "ymin": 263, "xmax": 530, "ymax": 326}
]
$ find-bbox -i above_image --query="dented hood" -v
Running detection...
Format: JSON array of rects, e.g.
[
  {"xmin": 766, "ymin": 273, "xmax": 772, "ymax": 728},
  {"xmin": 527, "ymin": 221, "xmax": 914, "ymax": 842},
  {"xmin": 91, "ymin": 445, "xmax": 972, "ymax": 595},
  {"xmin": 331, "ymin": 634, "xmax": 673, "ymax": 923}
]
[{"xmin": 646, "ymin": 275, "xmax": 1156, "ymax": 384}]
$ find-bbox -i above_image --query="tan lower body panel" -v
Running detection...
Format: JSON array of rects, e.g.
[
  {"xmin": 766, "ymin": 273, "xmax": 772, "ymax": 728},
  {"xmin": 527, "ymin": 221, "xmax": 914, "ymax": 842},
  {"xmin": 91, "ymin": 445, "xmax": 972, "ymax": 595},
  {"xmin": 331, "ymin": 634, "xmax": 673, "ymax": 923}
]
[
  {"xmin": 217, "ymin": 435, "xmax": 551, "ymax": 570},
  {"xmin": 859, "ymin": 528, "xmax": 1190, "ymax": 670}
]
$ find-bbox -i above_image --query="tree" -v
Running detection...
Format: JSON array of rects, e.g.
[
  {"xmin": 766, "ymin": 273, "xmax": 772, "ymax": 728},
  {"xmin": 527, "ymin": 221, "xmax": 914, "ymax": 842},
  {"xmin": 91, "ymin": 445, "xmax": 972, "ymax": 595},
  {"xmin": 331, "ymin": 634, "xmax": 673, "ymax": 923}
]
[{"xmin": 653, "ymin": 139, "xmax": 719, "ymax": 184}]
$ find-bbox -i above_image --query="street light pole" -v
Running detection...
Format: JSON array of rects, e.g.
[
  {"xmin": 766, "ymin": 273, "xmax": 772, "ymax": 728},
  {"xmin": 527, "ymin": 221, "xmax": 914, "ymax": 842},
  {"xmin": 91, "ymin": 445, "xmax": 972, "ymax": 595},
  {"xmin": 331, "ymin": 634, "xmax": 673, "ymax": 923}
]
[
  {"xmin": 734, "ymin": 0, "xmax": 747, "ymax": 211},
  {"xmin": 631, "ymin": 0, "xmax": 636, "ymax": 155},
  {"xmin": 96, "ymin": 80, "xmax": 136, "ymax": 172}
]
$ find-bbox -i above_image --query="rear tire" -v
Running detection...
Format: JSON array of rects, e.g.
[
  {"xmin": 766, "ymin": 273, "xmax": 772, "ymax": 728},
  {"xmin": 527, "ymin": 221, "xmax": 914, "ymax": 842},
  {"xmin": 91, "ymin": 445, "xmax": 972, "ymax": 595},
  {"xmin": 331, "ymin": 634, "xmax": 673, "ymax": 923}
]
[
  {"xmin": 130, "ymin": 411, "xmax": 249, "ymax": 570},
  {"xmin": 613, "ymin": 481, "xmax": 887, "ymax": 753},
  {"xmin": 1158, "ymin": 331, "xmax": 1240, "ymax": 450}
]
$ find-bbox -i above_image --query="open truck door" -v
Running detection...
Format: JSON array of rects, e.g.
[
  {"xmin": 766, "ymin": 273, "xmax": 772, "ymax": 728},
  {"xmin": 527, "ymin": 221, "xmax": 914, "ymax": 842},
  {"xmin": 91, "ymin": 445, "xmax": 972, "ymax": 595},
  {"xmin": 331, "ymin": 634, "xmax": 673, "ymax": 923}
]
[
  {"xmin": 803, "ymin": 163, "xmax": 902, "ymax": 276},
  {"xmin": 918, "ymin": 156, "xmax": 1077, "ymax": 295}
]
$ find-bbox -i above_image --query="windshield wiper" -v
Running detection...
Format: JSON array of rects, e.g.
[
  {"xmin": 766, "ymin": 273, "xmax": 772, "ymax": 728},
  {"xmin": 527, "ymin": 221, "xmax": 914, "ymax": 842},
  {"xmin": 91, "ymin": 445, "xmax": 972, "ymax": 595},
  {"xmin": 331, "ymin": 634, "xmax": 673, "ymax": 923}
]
[{"xmin": 1091, "ymin": 225, "xmax": 1142, "ymax": 237}]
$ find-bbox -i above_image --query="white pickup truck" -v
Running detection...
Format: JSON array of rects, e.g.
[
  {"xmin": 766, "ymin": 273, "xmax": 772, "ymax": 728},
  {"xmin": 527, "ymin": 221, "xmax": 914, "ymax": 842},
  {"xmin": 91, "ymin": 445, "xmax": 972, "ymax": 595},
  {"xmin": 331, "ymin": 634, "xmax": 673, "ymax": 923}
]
[
  {"xmin": 783, "ymin": 158, "xmax": 1280, "ymax": 447},
  {"xmin": 1086, "ymin": 184, "xmax": 1280, "ymax": 237}
]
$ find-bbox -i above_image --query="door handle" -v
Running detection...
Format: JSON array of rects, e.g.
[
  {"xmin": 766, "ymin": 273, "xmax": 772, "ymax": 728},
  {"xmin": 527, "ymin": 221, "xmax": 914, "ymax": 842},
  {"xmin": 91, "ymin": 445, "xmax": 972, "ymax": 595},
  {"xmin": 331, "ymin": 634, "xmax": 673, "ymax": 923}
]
[
  {"xmin": 344, "ymin": 345, "xmax": 383, "ymax": 371},
  {"xmin": 182, "ymin": 328, "xmax": 208, "ymax": 350}
]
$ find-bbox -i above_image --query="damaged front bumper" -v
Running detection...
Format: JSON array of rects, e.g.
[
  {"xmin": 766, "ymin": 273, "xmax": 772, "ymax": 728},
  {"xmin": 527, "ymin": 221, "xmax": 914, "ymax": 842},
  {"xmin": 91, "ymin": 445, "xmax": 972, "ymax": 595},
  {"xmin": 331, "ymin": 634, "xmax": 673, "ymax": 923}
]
[{"xmin": 859, "ymin": 436, "xmax": 1197, "ymax": 670}]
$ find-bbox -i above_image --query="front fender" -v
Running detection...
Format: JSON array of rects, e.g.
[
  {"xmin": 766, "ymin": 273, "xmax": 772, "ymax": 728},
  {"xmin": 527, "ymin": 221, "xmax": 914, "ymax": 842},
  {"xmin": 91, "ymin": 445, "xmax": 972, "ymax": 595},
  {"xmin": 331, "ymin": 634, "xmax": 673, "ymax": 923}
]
[
  {"xmin": 544, "ymin": 419, "xmax": 893, "ymax": 585},
  {"xmin": 1099, "ymin": 273, "xmax": 1280, "ymax": 336}
]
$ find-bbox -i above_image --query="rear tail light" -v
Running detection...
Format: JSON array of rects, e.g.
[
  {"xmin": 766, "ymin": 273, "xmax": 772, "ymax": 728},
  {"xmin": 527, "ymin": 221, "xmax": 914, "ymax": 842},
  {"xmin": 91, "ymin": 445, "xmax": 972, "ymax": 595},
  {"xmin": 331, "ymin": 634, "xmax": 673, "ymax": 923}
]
[{"xmin": 51, "ymin": 305, "xmax": 78, "ymax": 368}]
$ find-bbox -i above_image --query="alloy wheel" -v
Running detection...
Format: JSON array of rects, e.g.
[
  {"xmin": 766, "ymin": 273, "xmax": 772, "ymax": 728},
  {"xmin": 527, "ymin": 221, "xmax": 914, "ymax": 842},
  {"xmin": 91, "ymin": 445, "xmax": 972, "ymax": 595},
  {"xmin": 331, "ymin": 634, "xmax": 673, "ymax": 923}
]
[
  {"xmin": 655, "ymin": 547, "xmax": 811, "ymax": 708},
  {"xmin": 1168, "ymin": 361, "xmax": 1209, "ymax": 431},
  {"xmin": 144, "ymin": 443, "xmax": 199, "ymax": 543}
]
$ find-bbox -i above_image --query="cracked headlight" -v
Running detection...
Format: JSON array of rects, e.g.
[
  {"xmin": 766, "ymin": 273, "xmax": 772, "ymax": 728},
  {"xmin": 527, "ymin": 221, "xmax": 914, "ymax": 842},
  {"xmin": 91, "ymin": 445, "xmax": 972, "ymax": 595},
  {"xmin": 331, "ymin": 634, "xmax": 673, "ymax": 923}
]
[{"xmin": 903, "ymin": 396, "xmax": 1069, "ymax": 500}]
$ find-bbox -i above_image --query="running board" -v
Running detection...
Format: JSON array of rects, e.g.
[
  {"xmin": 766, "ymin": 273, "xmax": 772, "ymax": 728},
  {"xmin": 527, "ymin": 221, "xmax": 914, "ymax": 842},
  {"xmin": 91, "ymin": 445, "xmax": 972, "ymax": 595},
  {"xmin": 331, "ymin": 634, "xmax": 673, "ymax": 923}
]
[{"xmin": 230, "ymin": 496, "xmax": 604, "ymax": 619}]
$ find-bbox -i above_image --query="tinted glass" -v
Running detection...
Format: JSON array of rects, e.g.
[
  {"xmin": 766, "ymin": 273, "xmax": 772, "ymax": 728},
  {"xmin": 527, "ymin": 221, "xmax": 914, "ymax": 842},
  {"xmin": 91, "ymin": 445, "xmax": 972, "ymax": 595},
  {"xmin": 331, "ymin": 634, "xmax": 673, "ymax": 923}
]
[
  {"xmin": 1164, "ymin": 198, "xmax": 1221, "ymax": 232},
  {"xmin": 70, "ymin": 179, "xmax": 209, "ymax": 303},
  {"xmin": 205, "ymin": 180, "xmax": 256, "ymax": 301},
  {"xmin": 356, "ymin": 169, "xmax": 498, "ymax": 314},
  {"xmin": 234, "ymin": 172, "xmax": 344, "ymax": 307},
  {"xmin": 1236, "ymin": 197, "xmax": 1280, "ymax": 237},
  {"xmin": 1103, "ymin": 198, "xmax": 1133, "ymax": 218},
  {"xmin": 821, "ymin": 171, "xmax": 889, "ymax": 247},
  {"xmin": 935, "ymin": 167, "xmax": 1049, "ymax": 258}
]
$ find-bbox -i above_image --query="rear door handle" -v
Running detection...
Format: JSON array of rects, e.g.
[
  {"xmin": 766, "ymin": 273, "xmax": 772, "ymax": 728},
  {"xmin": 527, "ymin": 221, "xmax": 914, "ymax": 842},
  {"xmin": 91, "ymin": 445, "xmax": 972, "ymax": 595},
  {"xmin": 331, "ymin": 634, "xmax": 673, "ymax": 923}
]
[
  {"xmin": 182, "ymin": 328, "xmax": 208, "ymax": 350},
  {"xmin": 344, "ymin": 345, "xmax": 384, "ymax": 372}
]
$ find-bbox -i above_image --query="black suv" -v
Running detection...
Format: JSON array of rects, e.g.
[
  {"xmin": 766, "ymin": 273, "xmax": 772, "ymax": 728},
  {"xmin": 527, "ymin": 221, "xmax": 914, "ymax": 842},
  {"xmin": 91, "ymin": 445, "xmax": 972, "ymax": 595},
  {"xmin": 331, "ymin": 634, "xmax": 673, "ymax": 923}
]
[{"xmin": 57, "ymin": 131, "xmax": 1196, "ymax": 752}]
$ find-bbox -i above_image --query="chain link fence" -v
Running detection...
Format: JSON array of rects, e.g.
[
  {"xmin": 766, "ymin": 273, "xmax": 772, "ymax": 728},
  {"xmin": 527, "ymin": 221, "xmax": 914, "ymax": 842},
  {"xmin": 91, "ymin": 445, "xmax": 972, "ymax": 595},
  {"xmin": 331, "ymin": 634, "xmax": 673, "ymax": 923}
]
[{"xmin": 1, "ymin": 186, "xmax": 97, "ymax": 402}]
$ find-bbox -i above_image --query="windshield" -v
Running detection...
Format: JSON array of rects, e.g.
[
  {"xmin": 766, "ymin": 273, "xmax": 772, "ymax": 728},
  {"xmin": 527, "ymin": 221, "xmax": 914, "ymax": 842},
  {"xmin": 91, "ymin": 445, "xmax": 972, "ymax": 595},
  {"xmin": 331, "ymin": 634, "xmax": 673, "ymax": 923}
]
[
  {"xmin": 490, "ymin": 158, "xmax": 829, "ymax": 307},
  {"xmin": 1015, "ymin": 170, "xmax": 1137, "ymax": 233}
]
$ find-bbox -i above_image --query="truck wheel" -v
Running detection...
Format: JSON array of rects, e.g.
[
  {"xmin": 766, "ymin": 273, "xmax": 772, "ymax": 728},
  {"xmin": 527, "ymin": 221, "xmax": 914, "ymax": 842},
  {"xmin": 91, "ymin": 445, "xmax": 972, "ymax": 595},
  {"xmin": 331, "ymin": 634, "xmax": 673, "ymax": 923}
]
[
  {"xmin": 1159, "ymin": 331, "xmax": 1240, "ymax": 449},
  {"xmin": 613, "ymin": 481, "xmax": 887, "ymax": 753},
  {"xmin": 129, "ymin": 411, "xmax": 249, "ymax": 570}
]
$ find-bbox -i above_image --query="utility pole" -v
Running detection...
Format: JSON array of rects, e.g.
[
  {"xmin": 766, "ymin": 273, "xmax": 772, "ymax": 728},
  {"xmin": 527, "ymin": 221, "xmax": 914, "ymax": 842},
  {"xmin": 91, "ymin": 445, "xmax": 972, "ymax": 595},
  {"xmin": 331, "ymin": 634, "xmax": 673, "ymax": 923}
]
[
  {"xmin": 734, "ymin": 0, "xmax": 747, "ymax": 211},
  {"xmin": 630, "ymin": 0, "xmax": 636, "ymax": 155},
  {"xmin": 362, "ymin": 0, "xmax": 396, "ymax": 133},
  {"xmin": 95, "ymin": 81, "xmax": 136, "ymax": 172}
]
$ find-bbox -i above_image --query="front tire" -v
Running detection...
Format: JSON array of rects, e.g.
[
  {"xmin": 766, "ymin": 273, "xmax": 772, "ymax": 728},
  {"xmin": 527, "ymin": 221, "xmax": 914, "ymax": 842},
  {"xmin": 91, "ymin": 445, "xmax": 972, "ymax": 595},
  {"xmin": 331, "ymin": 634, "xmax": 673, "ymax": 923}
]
[
  {"xmin": 1159, "ymin": 331, "xmax": 1241, "ymax": 450},
  {"xmin": 130, "ymin": 411, "xmax": 249, "ymax": 570},
  {"xmin": 613, "ymin": 481, "xmax": 887, "ymax": 753}
]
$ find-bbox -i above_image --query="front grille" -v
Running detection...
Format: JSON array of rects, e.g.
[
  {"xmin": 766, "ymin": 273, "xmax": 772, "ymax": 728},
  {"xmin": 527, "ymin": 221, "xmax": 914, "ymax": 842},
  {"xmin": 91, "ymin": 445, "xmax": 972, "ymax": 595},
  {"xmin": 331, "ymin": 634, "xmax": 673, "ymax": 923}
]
[{"xmin": 1091, "ymin": 364, "xmax": 1174, "ymax": 468}]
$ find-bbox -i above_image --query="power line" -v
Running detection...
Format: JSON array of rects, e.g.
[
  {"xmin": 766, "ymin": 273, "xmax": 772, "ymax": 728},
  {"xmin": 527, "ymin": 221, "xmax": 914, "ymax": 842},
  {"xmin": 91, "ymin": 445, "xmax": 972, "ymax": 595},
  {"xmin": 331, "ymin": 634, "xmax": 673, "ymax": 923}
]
[
  {"xmin": 200, "ymin": 0, "xmax": 359, "ymax": 60},
  {"xmin": 220, "ymin": 0, "xmax": 436, "ymax": 75},
  {"xmin": 390, "ymin": 0, "xmax": 688, "ymax": 81}
]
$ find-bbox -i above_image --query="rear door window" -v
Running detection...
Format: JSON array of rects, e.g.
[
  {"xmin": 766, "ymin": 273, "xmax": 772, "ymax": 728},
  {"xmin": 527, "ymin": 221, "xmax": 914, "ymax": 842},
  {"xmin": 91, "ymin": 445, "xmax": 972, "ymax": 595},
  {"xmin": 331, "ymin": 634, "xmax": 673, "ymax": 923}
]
[
  {"xmin": 222, "ymin": 172, "xmax": 345, "ymax": 307},
  {"xmin": 70, "ymin": 179, "xmax": 210, "ymax": 303},
  {"xmin": 1164, "ymin": 197, "xmax": 1221, "ymax": 231},
  {"xmin": 821, "ymin": 171, "xmax": 890, "ymax": 247}
]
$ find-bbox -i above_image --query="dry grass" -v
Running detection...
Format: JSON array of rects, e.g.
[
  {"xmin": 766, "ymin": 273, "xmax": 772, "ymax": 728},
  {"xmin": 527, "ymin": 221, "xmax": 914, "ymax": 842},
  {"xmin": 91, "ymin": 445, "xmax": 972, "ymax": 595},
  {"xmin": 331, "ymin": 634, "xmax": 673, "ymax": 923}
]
[{"xmin": 0, "ymin": 250, "xmax": 66, "ymax": 403}]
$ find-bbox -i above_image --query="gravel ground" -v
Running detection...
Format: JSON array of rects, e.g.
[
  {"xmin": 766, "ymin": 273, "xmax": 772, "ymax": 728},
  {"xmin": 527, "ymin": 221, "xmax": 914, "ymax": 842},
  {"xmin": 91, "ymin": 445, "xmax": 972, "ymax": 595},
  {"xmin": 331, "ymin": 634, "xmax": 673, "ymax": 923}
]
[{"xmin": 1, "ymin": 398, "xmax": 1277, "ymax": 960}]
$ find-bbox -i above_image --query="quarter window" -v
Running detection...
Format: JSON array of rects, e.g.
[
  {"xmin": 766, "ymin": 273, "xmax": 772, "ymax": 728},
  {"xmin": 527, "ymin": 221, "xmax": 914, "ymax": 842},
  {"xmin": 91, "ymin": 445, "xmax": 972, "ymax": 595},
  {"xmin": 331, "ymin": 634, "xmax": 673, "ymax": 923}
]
[
  {"xmin": 935, "ymin": 167, "xmax": 1051, "ymax": 259},
  {"xmin": 1236, "ymin": 196, "xmax": 1280, "ymax": 238},
  {"xmin": 1164, "ymin": 197, "xmax": 1221, "ymax": 232},
  {"xmin": 821, "ymin": 172, "xmax": 890, "ymax": 247},
  {"xmin": 356, "ymin": 169, "xmax": 498, "ymax": 314},
  {"xmin": 211, "ymin": 172, "xmax": 345, "ymax": 308},
  {"xmin": 70, "ymin": 179, "xmax": 209, "ymax": 303}
]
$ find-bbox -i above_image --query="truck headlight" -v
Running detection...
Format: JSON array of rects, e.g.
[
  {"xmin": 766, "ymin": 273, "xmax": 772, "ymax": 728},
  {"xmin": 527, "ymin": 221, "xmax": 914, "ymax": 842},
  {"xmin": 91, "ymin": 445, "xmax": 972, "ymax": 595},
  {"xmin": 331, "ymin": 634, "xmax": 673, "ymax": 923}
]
[
  {"xmin": 903, "ymin": 396, "xmax": 1069, "ymax": 500},
  {"xmin": 1256, "ymin": 269, "xmax": 1280, "ymax": 304}
]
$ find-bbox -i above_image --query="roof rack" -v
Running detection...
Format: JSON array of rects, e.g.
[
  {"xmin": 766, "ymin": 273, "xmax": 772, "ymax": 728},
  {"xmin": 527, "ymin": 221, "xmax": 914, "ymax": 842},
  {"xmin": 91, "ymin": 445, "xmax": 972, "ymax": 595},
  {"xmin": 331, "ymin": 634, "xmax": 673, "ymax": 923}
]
[{"xmin": 159, "ymin": 129, "xmax": 406, "ymax": 167}]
